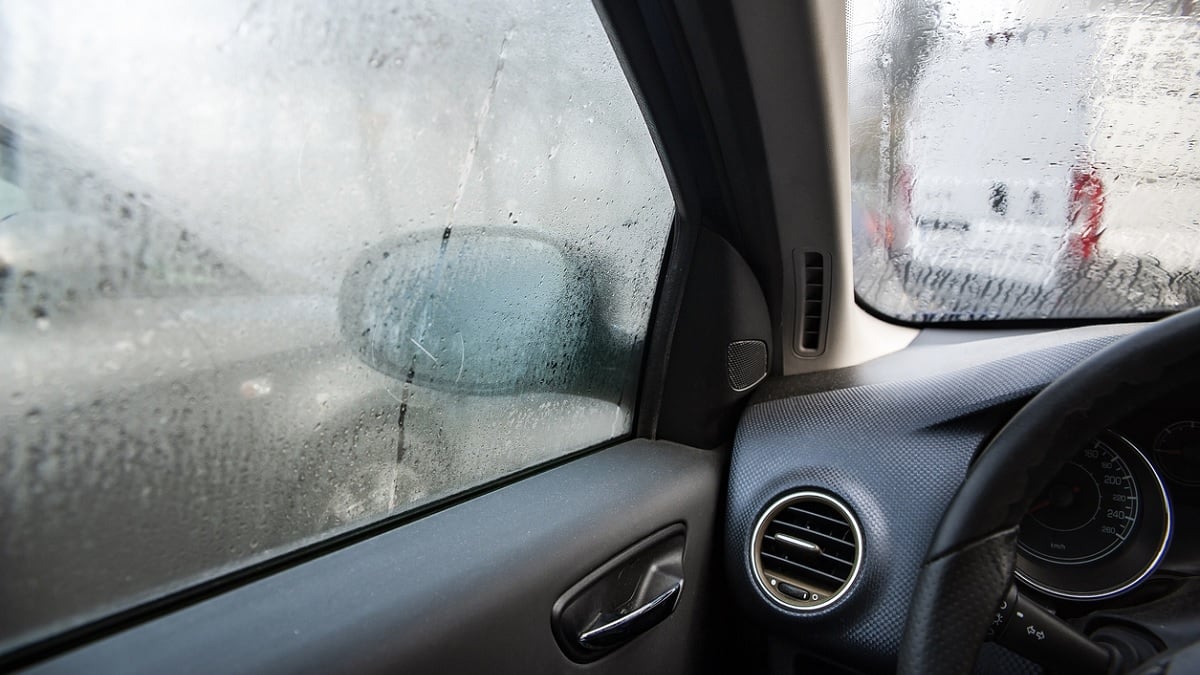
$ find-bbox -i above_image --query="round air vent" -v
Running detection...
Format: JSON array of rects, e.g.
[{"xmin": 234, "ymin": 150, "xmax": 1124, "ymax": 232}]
[{"xmin": 751, "ymin": 491, "xmax": 863, "ymax": 610}]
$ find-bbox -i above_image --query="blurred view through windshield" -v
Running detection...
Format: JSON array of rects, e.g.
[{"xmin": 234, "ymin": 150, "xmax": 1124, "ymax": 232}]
[{"xmin": 851, "ymin": 0, "xmax": 1200, "ymax": 321}]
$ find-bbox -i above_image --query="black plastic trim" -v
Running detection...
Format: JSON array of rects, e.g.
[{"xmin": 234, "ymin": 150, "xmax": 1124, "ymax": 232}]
[
  {"xmin": 634, "ymin": 212, "xmax": 698, "ymax": 438},
  {"xmin": 595, "ymin": 0, "xmax": 784, "ymax": 371},
  {"xmin": 595, "ymin": 0, "xmax": 785, "ymax": 437},
  {"xmin": 854, "ymin": 289, "xmax": 1174, "ymax": 331},
  {"xmin": 655, "ymin": 228, "xmax": 772, "ymax": 448}
]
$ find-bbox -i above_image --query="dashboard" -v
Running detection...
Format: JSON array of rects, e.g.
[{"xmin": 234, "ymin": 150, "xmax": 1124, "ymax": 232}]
[{"xmin": 725, "ymin": 323, "xmax": 1200, "ymax": 672}]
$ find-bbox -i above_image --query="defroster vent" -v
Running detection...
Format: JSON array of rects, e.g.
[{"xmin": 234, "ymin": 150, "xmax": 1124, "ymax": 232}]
[
  {"xmin": 794, "ymin": 251, "xmax": 828, "ymax": 355},
  {"xmin": 751, "ymin": 491, "xmax": 862, "ymax": 610}
]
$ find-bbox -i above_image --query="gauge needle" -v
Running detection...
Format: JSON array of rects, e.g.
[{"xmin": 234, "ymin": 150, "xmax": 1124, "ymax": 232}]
[
  {"xmin": 1028, "ymin": 499, "xmax": 1052, "ymax": 514},
  {"xmin": 1028, "ymin": 485, "xmax": 1081, "ymax": 514}
]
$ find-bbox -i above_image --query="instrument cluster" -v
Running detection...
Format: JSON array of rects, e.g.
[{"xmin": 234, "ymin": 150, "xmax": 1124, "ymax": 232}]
[{"xmin": 1014, "ymin": 398, "xmax": 1200, "ymax": 601}]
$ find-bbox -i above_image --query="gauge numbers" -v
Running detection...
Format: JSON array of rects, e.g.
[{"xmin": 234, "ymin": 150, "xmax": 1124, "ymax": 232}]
[
  {"xmin": 1015, "ymin": 431, "xmax": 1172, "ymax": 601},
  {"xmin": 1019, "ymin": 437, "xmax": 1138, "ymax": 565}
]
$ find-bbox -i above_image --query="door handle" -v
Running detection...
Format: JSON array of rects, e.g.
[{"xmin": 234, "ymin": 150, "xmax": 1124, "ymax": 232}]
[
  {"xmin": 577, "ymin": 580, "xmax": 683, "ymax": 650},
  {"xmin": 552, "ymin": 524, "xmax": 686, "ymax": 663}
]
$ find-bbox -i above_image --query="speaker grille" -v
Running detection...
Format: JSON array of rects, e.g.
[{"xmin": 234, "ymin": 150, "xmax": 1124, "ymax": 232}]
[{"xmin": 727, "ymin": 340, "xmax": 768, "ymax": 392}]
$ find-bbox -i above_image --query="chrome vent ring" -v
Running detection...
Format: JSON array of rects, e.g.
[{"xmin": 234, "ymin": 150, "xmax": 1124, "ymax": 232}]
[{"xmin": 751, "ymin": 491, "xmax": 863, "ymax": 611}]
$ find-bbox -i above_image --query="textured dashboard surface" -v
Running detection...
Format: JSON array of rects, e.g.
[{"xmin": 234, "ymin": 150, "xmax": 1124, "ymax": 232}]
[{"xmin": 726, "ymin": 323, "xmax": 1141, "ymax": 671}]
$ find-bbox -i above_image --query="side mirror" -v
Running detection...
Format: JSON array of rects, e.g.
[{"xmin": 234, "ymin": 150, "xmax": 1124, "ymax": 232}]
[{"xmin": 338, "ymin": 227, "xmax": 627, "ymax": 399}]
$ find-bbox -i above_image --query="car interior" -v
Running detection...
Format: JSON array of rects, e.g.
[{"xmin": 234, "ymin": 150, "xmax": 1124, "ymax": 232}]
[{"xmin": 4, "ymin": 1, "xmax": 1200, "ymax": 674}]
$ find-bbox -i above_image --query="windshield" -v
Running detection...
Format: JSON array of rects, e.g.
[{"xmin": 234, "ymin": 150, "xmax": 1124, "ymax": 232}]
[{"xmin": 850, "ymin": 0, "xmax": 1200, "ymax": 322}]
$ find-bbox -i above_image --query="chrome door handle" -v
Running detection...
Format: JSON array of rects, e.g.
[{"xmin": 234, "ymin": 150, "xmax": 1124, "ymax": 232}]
[
  {"xmin": 552, "ymin": 525, "xmax": 687, "ymax": 662},
  {"xmin": 577, "ymin": 580, "xmax": 683, "ymax": 651}
]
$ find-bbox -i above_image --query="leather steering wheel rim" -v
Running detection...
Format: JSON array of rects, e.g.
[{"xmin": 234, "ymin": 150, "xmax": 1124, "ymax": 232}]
[{"xmin": 898, "ymin": 307, "xmax": 1200, "ymax": 675}]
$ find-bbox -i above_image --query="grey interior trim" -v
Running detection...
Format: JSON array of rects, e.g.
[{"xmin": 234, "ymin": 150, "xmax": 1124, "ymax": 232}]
[
  {"xmin": 911, "ymin": 326, "xmax": 1058, "ymax": 347},
  {"xmin": 731, "ymin": 0, "xmax": 917, "ymax": 376},
  {"xmin": 29, "ymin": 441, "xmax": 721, "ymax": 675}
]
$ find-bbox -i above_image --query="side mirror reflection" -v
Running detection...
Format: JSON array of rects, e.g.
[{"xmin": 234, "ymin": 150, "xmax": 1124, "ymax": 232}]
[{"xmin": 338, "ymin": 227, "xmax": 631, "ymax": 400}]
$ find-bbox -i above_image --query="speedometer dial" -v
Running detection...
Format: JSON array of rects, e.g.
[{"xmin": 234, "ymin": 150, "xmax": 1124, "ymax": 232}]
[
  {"xmin": 1018, "ymin": 438, "xmax": 1137, "ymax": 565},
  {"xmin": 1015, "ymin": 431, "xmax": 1172, "ymax": 600}
]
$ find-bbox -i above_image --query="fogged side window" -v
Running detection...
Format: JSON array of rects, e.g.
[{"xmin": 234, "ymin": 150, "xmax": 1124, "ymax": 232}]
[
  {"xmin": 850, "ymin": 1, "xmax": 1200, "ymax": 322},
  {"xmin": 0, "ymin": 0, "xmax": 672, "ymax": 652}
]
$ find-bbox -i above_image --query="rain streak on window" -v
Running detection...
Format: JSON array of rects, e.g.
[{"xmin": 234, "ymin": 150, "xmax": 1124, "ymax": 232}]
[
  {"xmin": 850, "ymin": 0, "xmax": 1200, "ymax": 322},
  {"xmin": 0, "ymin": 0, "xmax": 673, "ymax": 652}
]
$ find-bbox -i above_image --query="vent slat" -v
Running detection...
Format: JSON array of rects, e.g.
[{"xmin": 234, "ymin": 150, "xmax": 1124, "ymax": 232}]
[
  {"xmin": 784, "ymin": 505, "xmax": 851, "ymax": 528},
  {"xmin": 769, "ymin": 533, "xmax": 853, "ymax": 565},
  {"xmin": 772, "ymin": 520, "xmax": 853, "ymax": 553},
  {"xmin": 763, "ymin": 535, "xmax": 853, "ymax": 568},
  {"xmin": 778, "ymin": 514, "xmax": 851, "ymax": 538},
  {"xmin": 761, "ymin": 552, "xmax": 848, "ymax": 586},
  {"xmin": 762, "ymin": 541, "xmax": 851, "ymax": 578}
]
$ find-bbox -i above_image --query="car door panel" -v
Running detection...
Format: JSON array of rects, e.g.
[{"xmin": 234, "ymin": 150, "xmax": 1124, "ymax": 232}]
[{"xmin": 28, "ymin": 440, "xmax": 720, "ymax": 674}]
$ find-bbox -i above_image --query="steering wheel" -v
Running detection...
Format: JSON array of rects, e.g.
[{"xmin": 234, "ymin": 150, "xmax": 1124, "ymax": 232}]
[{"xmin": 898, "ymin": 307, "xmax": 1200, "ymax": 675}]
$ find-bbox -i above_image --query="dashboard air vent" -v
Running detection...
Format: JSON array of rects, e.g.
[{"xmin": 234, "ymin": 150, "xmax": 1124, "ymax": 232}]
[
  {"xmin": 751, "ymin": 491, "xmax": 862, "ymax": 610},
  {"xmin": 794, "ymin": 251, "xmax": 829, "ymax": 356}
]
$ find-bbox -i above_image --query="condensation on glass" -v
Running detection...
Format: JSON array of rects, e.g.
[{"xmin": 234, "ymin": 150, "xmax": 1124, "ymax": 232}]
[
  {"xmin": 0, "ymin": 0, "xmax": 673, "ymax": 652},
  {"xmin": 850, "ymin": 0, "xmax": 1200, "ymax": 321}
]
